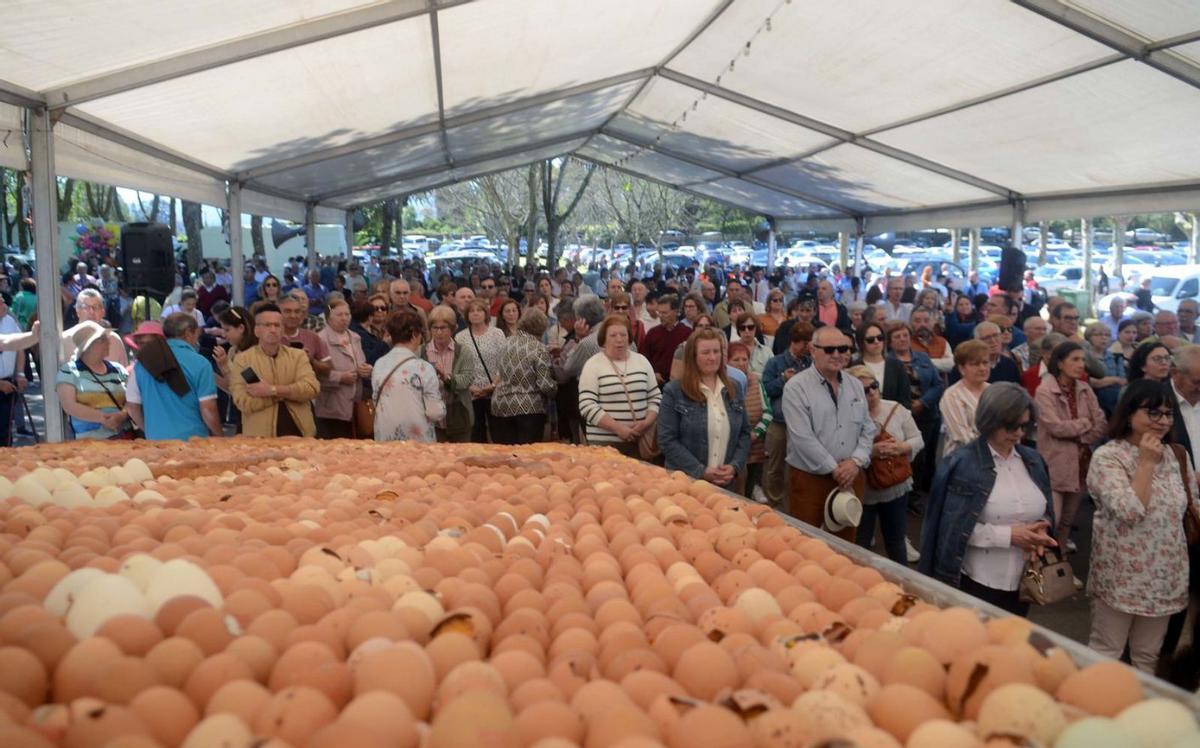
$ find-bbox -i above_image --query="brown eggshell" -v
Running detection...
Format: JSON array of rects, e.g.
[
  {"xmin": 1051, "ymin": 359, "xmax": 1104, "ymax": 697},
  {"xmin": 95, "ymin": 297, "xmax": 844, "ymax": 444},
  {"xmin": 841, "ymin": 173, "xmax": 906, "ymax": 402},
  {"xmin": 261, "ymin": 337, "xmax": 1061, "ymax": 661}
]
[
  {"xmin": 1055, "ymin": 661, "xmax": 1142, "ymax": 717},
  {"xmin": 338, "ymin": 691, "xmax": 419, "ymax": 748},
  {"xmin": 672, "ymin": 641, "xmax": 739, "ymax": 701},
  {"xmin": 0, "ymin": 645, "xmax": 47, "ymax": 708},
  {"xmin": 253, "ymin": 686, "xmax": 338, "ymax": 745},
  {"xmin": 352, "ymin": 642, "xmax": 436, "ymax": 720},
  {"xmin": 204, "ymin": 679, "xmax": 271, "ymax": 725},
  {"xmin": 129, "ymin": 686, "xmax": 200, "ymax": 748},
  {"xmin": 867, "ymin": 683, "xmax": 952, "ymax": 743},
  {"xmin": 515, "ymin": 701, "xmax": 585, "ymax": 746}
]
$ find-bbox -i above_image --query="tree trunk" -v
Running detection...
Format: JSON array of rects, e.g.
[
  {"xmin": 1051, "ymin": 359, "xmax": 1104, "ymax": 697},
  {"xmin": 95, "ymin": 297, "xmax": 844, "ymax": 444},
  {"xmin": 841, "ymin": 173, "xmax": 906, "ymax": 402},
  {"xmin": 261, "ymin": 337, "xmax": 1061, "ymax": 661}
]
[
  {"xmin": 0, "ymin": 168, "xmax": 7, "ymax": 247},
  {"xmin": 168, "ymin": 197, "xmax": 177, "ymax": 234},
  {"xmin": 110, "ymin": 187, "xmax": 128, "ymax": 223},
  {"xmin": 250, "ymin": 215, "xmax": 265, "ymax": 257},
  {"xmin": 15, "ymin": 173, "xmax": 28, "ymax": 251},
  {"xmin": 396, "ymin": 196, "xmax": 406, "ymax": 255},
  {"xmin": 181, "ymin": 200, "xmax": 203, "ymax": 274},
  {"xmin": 57, "ymin": 178, "xmax": 76, "ymax": 221},
  {"xmin": 379, "ymin": 198, "xmax": 396, "ymax": 258},
  {"xmin": 524, "ymin": 165, "xmax": 540, "ymax": 268},
  {"xmin": 541, "ymin": 159, "xmax": 595, "ymax": 272}
]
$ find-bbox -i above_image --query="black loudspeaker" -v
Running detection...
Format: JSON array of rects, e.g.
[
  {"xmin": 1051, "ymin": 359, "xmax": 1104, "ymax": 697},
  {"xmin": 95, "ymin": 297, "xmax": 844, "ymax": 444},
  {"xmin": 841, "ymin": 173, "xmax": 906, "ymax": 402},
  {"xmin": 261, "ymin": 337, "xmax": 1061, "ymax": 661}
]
[
  {"xmin": 998, "ymin": 246, "xmax": 1026, "ymax": 293},
  {"xmin": 120, "ymin": 222, "xmax": 175, "ymax": 298}
]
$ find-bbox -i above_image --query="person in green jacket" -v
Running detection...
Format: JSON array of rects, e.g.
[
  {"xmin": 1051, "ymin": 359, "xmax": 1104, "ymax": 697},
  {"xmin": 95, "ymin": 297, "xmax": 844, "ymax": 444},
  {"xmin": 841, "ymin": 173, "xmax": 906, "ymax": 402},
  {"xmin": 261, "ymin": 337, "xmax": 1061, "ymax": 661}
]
[{"xmin": 11, "ymin": 279, "xmax": 36, "ymax": 331}]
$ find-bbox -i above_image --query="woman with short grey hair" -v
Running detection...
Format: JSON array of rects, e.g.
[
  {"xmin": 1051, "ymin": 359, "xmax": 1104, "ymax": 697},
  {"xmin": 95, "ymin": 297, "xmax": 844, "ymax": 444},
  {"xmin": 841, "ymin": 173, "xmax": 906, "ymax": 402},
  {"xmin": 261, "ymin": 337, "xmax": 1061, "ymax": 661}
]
[
  {"xmin": 920, "ymin": 382, "xmax": 1058, "ymax": 615},
  {"xmin": 491, "ymin": 308, "xmax": 557, "ymax": 445},
  {"xmin": 563, "ymin": 295, "xmax": 609, "ymax": 379}
]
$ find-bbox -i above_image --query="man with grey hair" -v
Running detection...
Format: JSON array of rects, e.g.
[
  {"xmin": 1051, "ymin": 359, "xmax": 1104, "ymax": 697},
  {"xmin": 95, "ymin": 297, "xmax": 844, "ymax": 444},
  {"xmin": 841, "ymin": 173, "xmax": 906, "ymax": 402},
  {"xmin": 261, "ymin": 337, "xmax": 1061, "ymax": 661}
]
[
  {"xmin": 563, "ymin": 295, "xmax": 608, "ymax": 380},
  {"xmin": 125, "ymin": 312, "xmax": 222, "ymax": 441},
  {"xmin": 782, "ymin": 325, "xmax": 875, "ymax": 539},
  {"xmin": 62, "ymin": 288, "xmax": 128, "ymax": 365},
  {"xmin": 1011, "ymin": 315, "xmax": 1049, "ymax": 371},
  {"xmin": 948, "ymin": 321, "xmax": 1020, "ymax": 385}
]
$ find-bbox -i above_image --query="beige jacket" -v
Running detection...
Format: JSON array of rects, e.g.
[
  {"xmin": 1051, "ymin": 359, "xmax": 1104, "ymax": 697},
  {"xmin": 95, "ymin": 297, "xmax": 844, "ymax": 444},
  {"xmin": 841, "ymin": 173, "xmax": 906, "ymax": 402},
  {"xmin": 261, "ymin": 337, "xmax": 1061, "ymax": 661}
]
[{"xmin": 230, "ymin": 345, "xmax": 319, "ymax": 437}]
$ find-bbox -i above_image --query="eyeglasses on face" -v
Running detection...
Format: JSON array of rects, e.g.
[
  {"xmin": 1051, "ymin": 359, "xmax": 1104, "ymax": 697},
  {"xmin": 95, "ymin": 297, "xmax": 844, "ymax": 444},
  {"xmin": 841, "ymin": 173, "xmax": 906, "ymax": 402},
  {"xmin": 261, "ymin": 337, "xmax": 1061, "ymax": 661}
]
[
  {"xmin": 481, "ymin": 284, "xmax": 495, "ymax": 289},
  {"xmin": 612, "ymin": 305, "xmax": 629, "ymax": 311},
  {"xmin": 862, "ymin": 381, "xmax": 880, "ymax": 392},
  {"xmin": 371, "ymin": 305, "xmax": 388, "ymax": 312},
  {"xmin": 1003, "ymin": 419, "xmax": 1035, "ymax": 433},
  {"xmin": 1000, "ymin": 327, "xmax": 1013, "ymax": 334},
  {"xmin": 1059, "ymin": 314, "xmax": 1080, "ymax": 322},
  {"xmin": 739, "ymin": 324, "xmax": 757, "ymax": 331},
  {"xmin": 1141, "ymin": 407, "xmax": 1175, "ymax": 423},
  {"xmin": 1147, "ymin": 354, "xmax": 1172, "ymax": 365},
  {"xmin": 863, "ymin": 335, "xmax": 884, "ymax": 344},
  {"xmin": 264, "ymin": 282, "xmax": 279, "ymax": 287},
  {"xmin": 814, "ymin": 344, "xmax": 851, "ymax": 354}
]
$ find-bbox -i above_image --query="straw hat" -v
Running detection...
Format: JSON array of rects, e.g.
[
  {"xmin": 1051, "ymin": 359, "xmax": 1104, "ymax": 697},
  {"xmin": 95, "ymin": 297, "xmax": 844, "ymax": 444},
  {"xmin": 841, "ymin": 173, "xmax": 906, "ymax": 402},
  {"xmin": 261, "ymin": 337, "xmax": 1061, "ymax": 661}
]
[
  {"xmin": 823, "ymin": 488, "xmax": 863, "ymax": 533},
  {"xmin": 69, "ymin": 321, "xmax": 110, "ymax": 356}
]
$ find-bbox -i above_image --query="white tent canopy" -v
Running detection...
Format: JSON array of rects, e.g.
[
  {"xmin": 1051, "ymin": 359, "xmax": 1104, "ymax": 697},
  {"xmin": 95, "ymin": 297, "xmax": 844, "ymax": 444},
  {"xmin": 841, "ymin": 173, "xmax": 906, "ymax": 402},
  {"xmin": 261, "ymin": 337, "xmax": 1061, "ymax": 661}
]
[{"xmin": 2, "ymin": 0, "xmax": 1199, "ymax": 232}]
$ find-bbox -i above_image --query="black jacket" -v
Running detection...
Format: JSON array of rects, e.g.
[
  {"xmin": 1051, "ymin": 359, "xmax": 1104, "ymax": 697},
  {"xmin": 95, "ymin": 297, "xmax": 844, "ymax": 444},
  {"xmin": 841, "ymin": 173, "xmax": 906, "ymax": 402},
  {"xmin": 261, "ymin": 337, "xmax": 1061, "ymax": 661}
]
[{"xmin": 850, "ymin": 356, "xmax": 912, "ymax": 410}]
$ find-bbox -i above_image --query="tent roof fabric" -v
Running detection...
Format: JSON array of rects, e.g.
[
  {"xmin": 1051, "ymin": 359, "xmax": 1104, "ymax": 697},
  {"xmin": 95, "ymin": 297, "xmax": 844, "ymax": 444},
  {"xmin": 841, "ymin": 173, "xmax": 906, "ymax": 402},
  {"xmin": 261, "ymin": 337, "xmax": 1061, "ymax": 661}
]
[{"xmin": 2, "ymin": 0, "xmax": 1199, "ymax": 230}]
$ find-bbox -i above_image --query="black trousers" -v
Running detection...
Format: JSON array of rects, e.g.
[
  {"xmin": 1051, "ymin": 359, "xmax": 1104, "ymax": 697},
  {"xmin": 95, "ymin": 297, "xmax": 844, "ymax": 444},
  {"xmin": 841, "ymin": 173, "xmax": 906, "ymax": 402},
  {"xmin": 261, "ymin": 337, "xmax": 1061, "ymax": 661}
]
[
  {"xmin": 0, "ymin": 389, "xmax": 14, "ymax": 447},
  {"xmin": 471, "ymin": 398, "xmax": 492, "ymax": 443},
  {"xmin": 490, "ymin": 413, "xmax": 545, "ymax": 445},
  {"xmin": 960, "ymin": 574, "xmax": 1030, "ymax": 617}
]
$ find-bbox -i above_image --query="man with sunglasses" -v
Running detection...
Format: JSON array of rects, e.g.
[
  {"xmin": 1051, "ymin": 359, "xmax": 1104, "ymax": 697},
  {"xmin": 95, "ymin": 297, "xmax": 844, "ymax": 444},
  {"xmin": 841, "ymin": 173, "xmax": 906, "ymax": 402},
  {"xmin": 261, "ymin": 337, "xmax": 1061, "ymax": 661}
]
[
  {"xmin": 781, "ymin": 326, "xmax": 876, "ymax": 539},
  {"xmin": 762, "ymin": 322, "xmax": 814, "ymax": 508}
]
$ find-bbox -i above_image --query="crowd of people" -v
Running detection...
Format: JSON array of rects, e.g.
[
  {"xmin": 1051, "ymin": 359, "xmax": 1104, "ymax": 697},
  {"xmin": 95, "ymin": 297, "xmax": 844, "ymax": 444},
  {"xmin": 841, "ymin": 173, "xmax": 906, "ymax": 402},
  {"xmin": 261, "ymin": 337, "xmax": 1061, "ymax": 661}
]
[{"xmin": 1, "ymin": 249, "xmax": 1198, "ymax": 685}]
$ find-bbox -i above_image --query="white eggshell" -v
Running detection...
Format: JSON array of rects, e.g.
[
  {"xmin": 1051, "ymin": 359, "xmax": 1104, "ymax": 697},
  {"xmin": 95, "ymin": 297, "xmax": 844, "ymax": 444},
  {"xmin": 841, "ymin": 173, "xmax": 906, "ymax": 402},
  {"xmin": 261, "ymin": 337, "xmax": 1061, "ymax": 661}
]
[
  {"xmin": 145, "ymin": 559, "xmax": 223, "ymax": 613},
  {"xmin": 0, "ymin": 475, "xmax": 13, "ymax": 500},
  {"xmin": 44, "ymin": 568, "xmax": 107, "ymax": 617},
  {"xmin": 735, "ymin": 588, "xmax": 783, "ymax": 622},
  {"xmin": 118, "ymin": 554, "xmax": 164, "ymax": 592},
  {"xmin": 13, "ymin": 474, "xmax": 53, "ymax": 506},
  {"xmin": 51, "ymin": 482, "xmax": 92, "ymax": 508},
  {"xmin": 79, "ymin": 468, "xmax": 116, "ymax": 488},
  {"xmin": 52, "ymin": 467, "xmax": 79, "ymax": 488},
  {"xmin": 29, "ymin": 467, "xmax": 59, "ymax": 490},
  {"xmin": 1116, "ymin": 699, "xmax": 1199, "ymax": 748},
  {"xmin": 66, "ymin": 574, "xmax": 151, "ymax": 638},
  {"xmin": 123, "ymin": 458, "xmax": 154, "ymax": 483},
  {"xmin": 108, "ymin": 466, "xmax": 136, "ymax": 485},
  {"xmin": 93, "ymin": 485, "xmax": 131, "ymax": 507},
  {"xmin": 393, "ymin": 591, "xmax": 444, "ymax": 623},
  {"xmin": 132, "ymin": 489, "xmax": 167, "ymax": 505}
]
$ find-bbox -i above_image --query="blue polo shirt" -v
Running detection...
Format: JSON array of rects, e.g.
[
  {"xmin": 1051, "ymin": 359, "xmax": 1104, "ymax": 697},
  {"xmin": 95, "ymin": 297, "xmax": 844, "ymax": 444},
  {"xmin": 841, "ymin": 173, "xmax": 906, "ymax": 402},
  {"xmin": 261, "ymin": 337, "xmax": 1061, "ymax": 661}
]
[{"xmin": 128, "ymin": 339, "xmax": 217, "ymax": 440}]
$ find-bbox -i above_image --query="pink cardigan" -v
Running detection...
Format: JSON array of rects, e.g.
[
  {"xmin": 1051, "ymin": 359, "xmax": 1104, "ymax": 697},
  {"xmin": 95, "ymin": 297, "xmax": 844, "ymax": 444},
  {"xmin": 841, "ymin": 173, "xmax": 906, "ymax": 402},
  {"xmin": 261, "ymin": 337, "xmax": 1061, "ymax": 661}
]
[{"xmin": 1035, "ymin": 373, "xmax": 1108, "ymax": 493}]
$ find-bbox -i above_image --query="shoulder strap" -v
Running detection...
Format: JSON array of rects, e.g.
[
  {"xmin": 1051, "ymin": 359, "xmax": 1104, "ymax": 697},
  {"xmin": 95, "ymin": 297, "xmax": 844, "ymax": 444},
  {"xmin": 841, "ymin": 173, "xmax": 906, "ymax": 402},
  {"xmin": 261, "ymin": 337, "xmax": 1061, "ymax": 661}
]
[
  {"xmin": 880, "ymin": 402, "xmax": 900, "ymax": 432},
  {"xmin": 606, "ymin": 355, "xmax": 638, "ymax": 416},
  {"xmin": 1172, "ymin": 444, "xmax": 1195, "ymax": 510},
  {"xmin": 468, "ymin": 328, "xmax": 493, "ymax": 382},
  {"xmin": 86, "ymin": 367, "xmax": 124, "ymax": 411},
  {"xmin": 373, "ymin": 353, "xmax": 410, "ymax": 405}
]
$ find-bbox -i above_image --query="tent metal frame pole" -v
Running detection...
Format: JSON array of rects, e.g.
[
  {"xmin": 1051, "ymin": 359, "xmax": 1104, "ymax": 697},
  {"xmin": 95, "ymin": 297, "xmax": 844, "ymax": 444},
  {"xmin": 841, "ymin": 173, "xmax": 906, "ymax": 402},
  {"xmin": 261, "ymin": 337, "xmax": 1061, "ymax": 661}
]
[
  {"xmin": 658, "ymin": 69, "xmax": 1015, "ymax": 199},
  {"xmin": 950, "ymin": 228, "xmax": 961, "ymax": 264},
  {"xmin": 44, "ymin": 0, "xmax": 467, "ymax": 109},
  {"xmin": 27, "ymin": 106, "xmax": 65, "ymax": 443},
  {"xmin": 0, "ymin": 78, "xmax": 43, "ymax": 108},
  {"xmin": 1112, "ymin": 216, "xmax": 1127, "ymax": 289},
  {"xmin": 600, "ymin": 130, "xmax": 857, "ymax": 218},
  {"xmin": 344, "ymin": 210, "xmax": 356, "ymax": 259},
  {"xmin": 766, "ymin": 221, "xmax": 777, "ymax": 270},
  {"xmin": 1191, "ymin": 213, "xmax": 1200, "ymax": 265},
  {"xmin": 969, "ymin": 227, "xmax": 981, "ymax": 274},
  {"xmin": 1011, "ymin": 201, "xmax": 1026, "ymax": 249},
  {"xmin": 305, "ymin": 203, "xmax": 318, "ymax": 270},
  {"xmin": 838, "ymin": 232, "xmax": 849, "ymax": 276},
  {"xmin": 1081, "ymin": 218, "xmax": 1093, "ymax": 311},
  {"xmin": 228, "ymin": 182, "xmax": 245, "ymax": 307},
  {"xmin": 1012, "ymin": 0, "xmax": 1200, "ymax": 92},
  {"xmin": 853, "ymin": 225, "xmax": 865, "ymax": 279},
  {"xmin": 240, "ymin": 68, "xmax": 654, "ymax": 181},
  {"xmin": 1038, "ymin": 220, "xmax": 1048, "ymax": 265}
]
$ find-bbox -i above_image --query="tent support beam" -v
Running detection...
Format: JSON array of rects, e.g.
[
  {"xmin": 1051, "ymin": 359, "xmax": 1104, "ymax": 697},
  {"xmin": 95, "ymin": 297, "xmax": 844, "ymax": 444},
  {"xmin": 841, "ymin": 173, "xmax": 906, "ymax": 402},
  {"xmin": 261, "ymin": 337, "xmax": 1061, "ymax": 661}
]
[
  {"xmin": 0, "ymin": 78, "xmax": 43, "ymax": 108},
  {"xmin": 599, "ymin": 130, "xmax": 857, "ymax": 217},
  {"xmin": 315, "ymin": 129, "xmax": 597, "ymax": 202},
  {"xmin": 239, "ymin": 67, "xmax": 653, "ymax": 181},
  {"xmin": 659, "ymin": 68, "xmax": 1015, "ymax": 198},
  {"xmin": 344, "ymin": 211, "xmax": 355, "ymax": 258},
  {"xmin": 59, "ymin": 111, "xmax": 231, "ymax": 181},
  {"xmin": 27, "ymin": 107, "xmax": 66, "ymax": 443},
  {"xmin": 429, "ymin": 8, "xmax": 454, "ymax": 170},
  {"xmin": 228, "ymin": 182, "xmax": 245, "ymax": 306},
  {"xmin": 44, "ymin": 0, "xmax": 467, "ymax": 109},
  {"xmin": 306, "ymin": 203, "xmax": 317, "ymax": 269},
  {"xmin": 766, "ymin": 221, "xmax": 777, "ymax": 269},
  {"xmin": 1012, "ymin": 0, "xmax": 1200, "ymax": 92}
]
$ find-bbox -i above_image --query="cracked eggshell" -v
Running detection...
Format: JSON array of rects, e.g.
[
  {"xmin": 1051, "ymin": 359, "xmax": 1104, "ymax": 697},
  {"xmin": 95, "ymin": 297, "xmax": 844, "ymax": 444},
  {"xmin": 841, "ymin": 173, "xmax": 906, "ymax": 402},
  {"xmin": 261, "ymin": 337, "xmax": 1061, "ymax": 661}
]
[
  {"xmin": 44, "ymin": 568, "xmax": 106, "ymax": 617},
  {"xmin": 65, "ymin": 574, "xmax": 151, "ymax": 638},
  {"xmin": 145, "ymin": 560, "xmax": 223, "ymax": 614},
  {"xmin": 976, "ymin": 683, "xmax": 1066, "ymax": 746}
]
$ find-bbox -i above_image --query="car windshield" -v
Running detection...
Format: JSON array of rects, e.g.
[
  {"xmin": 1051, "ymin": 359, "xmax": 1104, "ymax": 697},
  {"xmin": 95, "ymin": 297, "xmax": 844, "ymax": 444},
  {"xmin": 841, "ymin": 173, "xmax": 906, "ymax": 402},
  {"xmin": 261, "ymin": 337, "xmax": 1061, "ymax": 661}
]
[
  {"xmin": 1035, "ymin": 266, "xmax": 1060, "ymax": 279},
  {"xmin": 1149, "ymin": 277, "xmax": 1180, "ymax": 296}
]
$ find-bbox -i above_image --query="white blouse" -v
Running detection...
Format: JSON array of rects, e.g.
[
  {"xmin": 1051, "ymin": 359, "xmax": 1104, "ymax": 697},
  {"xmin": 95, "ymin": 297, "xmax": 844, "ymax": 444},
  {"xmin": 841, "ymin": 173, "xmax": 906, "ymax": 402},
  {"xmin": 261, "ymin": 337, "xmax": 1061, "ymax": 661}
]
[
  {"xmin": 963, "ymin": 445, "xmax": 1047, "ymax": 591},
  {"xmin": 941, "ymin": 380, "xmax": 987, "ymax": 457},
  {"xmin": 700, "ymin": 380, "xmax": 730, "ymax": 470}
]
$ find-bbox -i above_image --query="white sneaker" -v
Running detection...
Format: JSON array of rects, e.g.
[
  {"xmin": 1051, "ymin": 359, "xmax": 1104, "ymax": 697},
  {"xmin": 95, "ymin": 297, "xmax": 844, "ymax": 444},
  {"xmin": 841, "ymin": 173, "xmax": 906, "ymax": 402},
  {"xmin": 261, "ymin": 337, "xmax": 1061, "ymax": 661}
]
[
  {"xmin": 751, "ymin": 486, "xmax": 769, "ymax": 504},
  {"xmin": 905, "ymin": 538, "xmax": 920, "ymax": 564}
]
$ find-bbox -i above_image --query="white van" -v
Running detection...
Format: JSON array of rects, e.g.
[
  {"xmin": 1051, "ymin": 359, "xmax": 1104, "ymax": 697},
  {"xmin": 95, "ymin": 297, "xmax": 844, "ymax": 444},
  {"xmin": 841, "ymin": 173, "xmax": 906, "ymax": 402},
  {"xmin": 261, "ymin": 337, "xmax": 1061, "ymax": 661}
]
[{"xmin": 1146, "ymin": 265, "xmax": 1200, "ymax": 312}]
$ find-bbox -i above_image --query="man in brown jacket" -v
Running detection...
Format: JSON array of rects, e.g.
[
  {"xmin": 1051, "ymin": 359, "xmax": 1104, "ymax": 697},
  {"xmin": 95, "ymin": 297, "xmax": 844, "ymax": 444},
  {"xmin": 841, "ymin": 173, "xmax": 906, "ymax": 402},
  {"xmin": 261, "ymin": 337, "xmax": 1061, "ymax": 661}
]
[{"xmin": 230, "ymin": 304, "xmax": 320, "ymax": 437}]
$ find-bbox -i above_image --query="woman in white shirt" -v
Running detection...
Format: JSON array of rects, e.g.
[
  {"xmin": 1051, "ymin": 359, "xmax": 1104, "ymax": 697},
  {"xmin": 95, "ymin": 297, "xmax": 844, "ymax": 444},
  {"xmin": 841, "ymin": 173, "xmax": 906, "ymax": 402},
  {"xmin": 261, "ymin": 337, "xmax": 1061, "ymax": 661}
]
[
  {"xmin": 940, "ymin": 340, "xmax": 990, "ymax": 457},
  {"xmin": 733, "ymin": 312, "xmax": 771, "ymax": 378},
  {"xmin": 847, "ymin": 365, "xmax": 923, "ymax": 566},
  {"xmin": 920, "ymin": 383, "xmax": 1057, "ymax": 615},
  {"xmin": 161, "ymin": 288, "xmax": 205, "ymax": 326},
  {"xmin": 372, "ymin": 309, "xmax": 444, "ymax": 443}
]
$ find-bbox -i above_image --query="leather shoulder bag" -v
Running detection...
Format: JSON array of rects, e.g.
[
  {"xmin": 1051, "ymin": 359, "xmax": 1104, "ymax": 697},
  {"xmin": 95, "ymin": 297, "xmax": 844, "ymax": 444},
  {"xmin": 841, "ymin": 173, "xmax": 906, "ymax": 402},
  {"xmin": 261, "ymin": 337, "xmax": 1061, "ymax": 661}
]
[{"xmin": 865, "ymin": 404, "xmax": 912, "ymax": 490}]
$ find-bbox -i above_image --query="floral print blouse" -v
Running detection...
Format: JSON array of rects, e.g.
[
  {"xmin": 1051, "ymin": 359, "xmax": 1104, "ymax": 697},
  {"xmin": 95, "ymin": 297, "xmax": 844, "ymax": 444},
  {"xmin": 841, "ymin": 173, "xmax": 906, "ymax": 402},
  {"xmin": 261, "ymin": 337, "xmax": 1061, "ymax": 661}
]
[
  {"xmin": 371, "ymin": 347, "xmax": 445, "ymax": 443},
  {"xmin": 1086, "ymin": 439, "xmax": 1199, "ymax": 617}
]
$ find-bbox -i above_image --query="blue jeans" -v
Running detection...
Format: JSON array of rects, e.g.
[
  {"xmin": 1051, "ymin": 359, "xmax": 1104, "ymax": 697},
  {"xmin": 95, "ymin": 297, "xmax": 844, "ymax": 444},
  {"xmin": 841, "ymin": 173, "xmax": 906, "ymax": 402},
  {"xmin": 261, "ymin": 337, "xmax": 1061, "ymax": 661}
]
[{"xmin": 856, "ymin": 494, "xmax": 908, "ymax": 565}]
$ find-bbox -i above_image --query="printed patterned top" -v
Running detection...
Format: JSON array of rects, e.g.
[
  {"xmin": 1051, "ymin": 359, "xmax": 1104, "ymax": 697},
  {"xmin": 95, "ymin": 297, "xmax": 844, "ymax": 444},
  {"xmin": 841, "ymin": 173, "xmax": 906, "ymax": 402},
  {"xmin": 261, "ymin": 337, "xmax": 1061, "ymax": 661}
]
[
  {"xmin": 55, "ymin": 358, "xmax": 128, "ymax": 439},
  {"xmin": 491, "ymin": 332, "xmax": 556, "ymax": 417},
  {"xmin": 1086, "ymin": 439, "xmax": 1199, "ymax": 617},
  {"xmin": 371, "ymin": 347, "xmax": 444, "ymax": 443}
]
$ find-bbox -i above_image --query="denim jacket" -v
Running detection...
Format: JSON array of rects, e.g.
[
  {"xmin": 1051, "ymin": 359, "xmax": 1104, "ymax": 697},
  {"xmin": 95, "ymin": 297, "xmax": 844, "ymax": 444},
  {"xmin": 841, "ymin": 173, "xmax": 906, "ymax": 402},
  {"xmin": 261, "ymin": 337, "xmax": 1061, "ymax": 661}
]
[
  {"xmin": 657, "ymin": 379, "xmax": 751, "ymax": 481},
  {"xmin": 890, "ymin": 350, "xmax": 945, "ymax": 413},
  {"xmin": 918, "ymin": 437, "xmax": 1054, "ymax": 587}
]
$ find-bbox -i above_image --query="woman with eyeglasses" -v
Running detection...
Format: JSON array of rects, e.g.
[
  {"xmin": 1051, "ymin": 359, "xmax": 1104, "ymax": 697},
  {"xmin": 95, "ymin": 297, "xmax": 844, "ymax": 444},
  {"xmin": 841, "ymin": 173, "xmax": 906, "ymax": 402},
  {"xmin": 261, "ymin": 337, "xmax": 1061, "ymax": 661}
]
[
  {"xmin": 940, "ymin": 340, "xmax": 991, "ymax": 457},
  {"xmin": 577, "ymin": 315, "xmax": 660, "ymax": 456},
  {"xmin": 350, "ymin": 297, "xmax": 389, "ymax": 367},
  {"xmin": 722, "ymin": 299, "xmax": 748, "ymax": 342},
  {"xmin": 734, "ymin": 313, "xmax": 771, "ymax": 378},
  {"xmin": 852, "ymin": 322, "xmax": 912, "ymax": 410},
  {"xmin": 315, "ymin": 299, "xmax": 371, "ymax": 439},
  {"xmin": 256, "ymin": 274, "xmax": 282, "ymax": 304},
  {"xmin": 1086, "ymin": 379, "xmax": 1200, "ymax": 672},
  {"xmin": 920, "ymin": 382, "xmax": 1056, "ymax": 615},
  {"xmin": 1128, "ymin": 341, "xmax": 1172, "ymax": 383},
  {"xmin": 456, "ymin": 299, "xmax": 504, "ymax": 443},
  {"xmin": 758, "ymin": 291, "xmax": 787, "ymax": 339},
  {"xmin": 609, "ymin": 291, "xmax": 645, "ymax": 349},
  {"xmin": 1035, "ymin": 341, "xmax": 1107, "ymax": 559},
  {"xmin": 987, "ymin": 314, "xmax": 1015, "ymax": 360},
  {"xmin": 847, "ymin": 364, "xmax": 923, "ymax": 565},
  {"xmin": 422, "ymin": 305, "xmax": 474, "ymax": 443}
]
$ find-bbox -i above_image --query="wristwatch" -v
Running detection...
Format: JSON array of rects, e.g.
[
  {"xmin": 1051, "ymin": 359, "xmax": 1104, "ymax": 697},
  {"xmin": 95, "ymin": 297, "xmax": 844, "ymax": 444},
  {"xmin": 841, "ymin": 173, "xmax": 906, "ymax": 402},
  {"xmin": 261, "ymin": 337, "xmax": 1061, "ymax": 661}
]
[{"xmin": 270, "ymin": 385, "xmax": 278, "ymax": 398}]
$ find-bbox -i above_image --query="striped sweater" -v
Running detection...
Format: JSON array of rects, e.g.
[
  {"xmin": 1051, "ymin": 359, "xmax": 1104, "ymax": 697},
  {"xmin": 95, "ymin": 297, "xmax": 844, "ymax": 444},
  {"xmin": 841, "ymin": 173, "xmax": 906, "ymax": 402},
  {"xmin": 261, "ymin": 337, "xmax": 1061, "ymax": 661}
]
[{"xmin": 577, "ymin": 352, "xmax": 662, "ymax": 445}]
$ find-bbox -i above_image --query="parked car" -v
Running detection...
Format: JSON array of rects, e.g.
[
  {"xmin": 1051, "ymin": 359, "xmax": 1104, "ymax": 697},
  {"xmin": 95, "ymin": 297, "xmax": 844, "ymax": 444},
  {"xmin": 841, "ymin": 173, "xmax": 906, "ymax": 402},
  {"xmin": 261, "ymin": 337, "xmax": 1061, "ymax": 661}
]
[
  {"xmin": 1142, "ymin": 265, "xmax": 1200, "ymax": 313},
  {"xmin": 1125, "ymin": 227, "xmax": 1168, "ymax": 243},
  {"xmin": 1034, "ymin": 264, "xmax": 1098, "ymax": 294}
]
